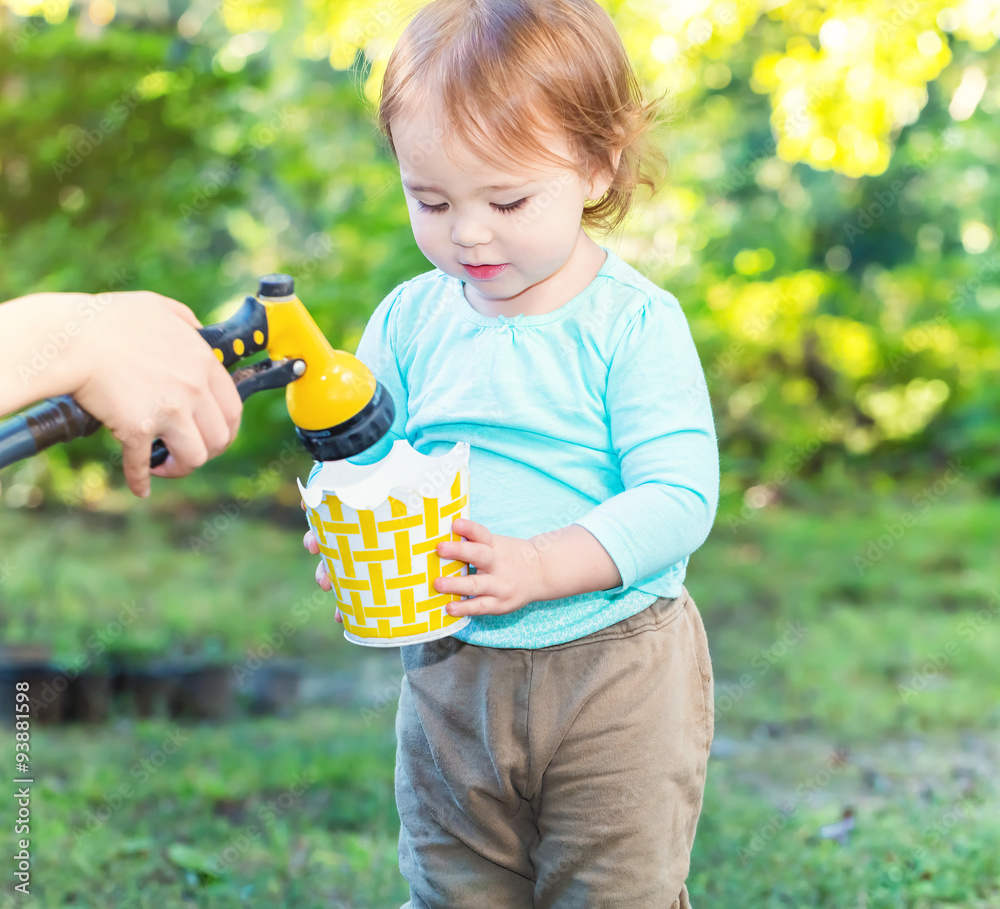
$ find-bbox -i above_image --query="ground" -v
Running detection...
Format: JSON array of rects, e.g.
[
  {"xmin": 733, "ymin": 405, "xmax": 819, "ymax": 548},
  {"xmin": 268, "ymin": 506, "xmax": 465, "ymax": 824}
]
[{"xmin": 0, "ymin": 486, "xmax": 997, "ymax": 907}]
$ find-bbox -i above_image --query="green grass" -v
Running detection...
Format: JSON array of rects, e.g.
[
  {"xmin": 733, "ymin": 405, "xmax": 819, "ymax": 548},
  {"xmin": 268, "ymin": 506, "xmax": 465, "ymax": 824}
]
[
  {"xmin": 699, "ymin": 484, "xmax": 1000, "ymax": 740},
  {"xmin": 6, "ymin": 711, "xmax": 998, "ymax": 908},
  {"xmin": 6, "ymin": 709, "xmax": 407, "ymax": 907},
  {"xmin": 694, "ymin": 734, "xmax": 1000, "ymax": 908},
  {"xmin": 1, "ymin": 483, "xmax": 998, "ymax": 906},
  {"xmin": 0, "ymin": 502, "xmax": 351, "ymax": 667}
]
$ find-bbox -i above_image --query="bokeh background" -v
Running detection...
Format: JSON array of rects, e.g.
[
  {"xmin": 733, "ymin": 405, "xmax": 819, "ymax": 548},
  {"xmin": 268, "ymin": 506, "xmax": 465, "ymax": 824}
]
[{"xmin": 1, "ymin": 0, "xmax": 998, "ymax": 905}]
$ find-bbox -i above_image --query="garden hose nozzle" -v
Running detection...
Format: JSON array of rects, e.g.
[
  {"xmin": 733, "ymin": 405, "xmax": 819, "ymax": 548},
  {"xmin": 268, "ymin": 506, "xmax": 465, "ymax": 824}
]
[{"xmin": 0, "ymin": 274, "xmax": 396, "ymax": 471}]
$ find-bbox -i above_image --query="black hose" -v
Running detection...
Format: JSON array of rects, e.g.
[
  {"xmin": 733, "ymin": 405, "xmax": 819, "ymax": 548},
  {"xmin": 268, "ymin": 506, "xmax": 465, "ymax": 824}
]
[
  {"xmin": 0, "ymin": 396, "xmax": 101, "ymax": 470},
  {"xmin": 0, "ymin": 414, "xmax": 36, "ymax": 470}
]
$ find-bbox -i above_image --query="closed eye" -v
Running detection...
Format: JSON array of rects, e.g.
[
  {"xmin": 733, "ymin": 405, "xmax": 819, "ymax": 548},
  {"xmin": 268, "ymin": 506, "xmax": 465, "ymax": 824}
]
[{"xmin": 416, "ymin": 199, "xmax": 529, "ymax": 214}]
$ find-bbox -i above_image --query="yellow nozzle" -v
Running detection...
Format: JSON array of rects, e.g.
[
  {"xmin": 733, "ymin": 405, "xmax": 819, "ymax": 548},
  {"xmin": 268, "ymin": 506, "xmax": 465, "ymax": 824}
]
[{"xmin": 259, "ymin": 292, "xmax": 376, "ymax": 432}]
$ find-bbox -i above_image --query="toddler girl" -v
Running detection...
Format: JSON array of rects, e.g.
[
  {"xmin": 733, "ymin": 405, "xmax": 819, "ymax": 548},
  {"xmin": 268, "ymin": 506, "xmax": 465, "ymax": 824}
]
[{"xmin": 304, "ymin": 1, "xmax": 719, "ymax": 905}]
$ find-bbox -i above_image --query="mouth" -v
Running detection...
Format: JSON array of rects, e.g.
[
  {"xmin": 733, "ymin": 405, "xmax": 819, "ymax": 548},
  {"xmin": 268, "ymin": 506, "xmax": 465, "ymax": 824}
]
[{"xmin": 462, "ymin": 263, "xmax": 508, "ymax": 280}]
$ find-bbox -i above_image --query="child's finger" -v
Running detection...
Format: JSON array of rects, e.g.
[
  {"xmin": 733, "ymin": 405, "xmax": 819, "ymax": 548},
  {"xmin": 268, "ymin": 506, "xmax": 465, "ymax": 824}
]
[
  {"xmin": 452, "ymin": 518, "xmax": 492, "ymax": 547},
  {"xmin": 315, "ymin": 559, "xmax": 332, "ymax": 591},
  {"xmin": 302, "ymin": 529, "xmax": 319, "ymax": 554},
  {"xmin": 335, "ymin": 607, "xmax": 343, "ymax": 624}
]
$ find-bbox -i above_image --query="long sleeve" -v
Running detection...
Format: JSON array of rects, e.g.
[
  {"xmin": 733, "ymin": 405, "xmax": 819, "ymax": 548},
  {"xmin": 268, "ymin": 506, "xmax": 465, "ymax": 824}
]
[
  {"xmin": 309, "ymin": 286, "xmax": 410, "ymax": 482},
  {"xmin": 573, "ymin": 294, "xmax": 719, "ymax": 595}
]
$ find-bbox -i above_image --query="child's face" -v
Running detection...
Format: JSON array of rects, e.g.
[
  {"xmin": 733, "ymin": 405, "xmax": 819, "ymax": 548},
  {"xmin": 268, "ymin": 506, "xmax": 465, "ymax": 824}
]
[{"xmin": 392, "ymin": 107, "xmax": 612, "ymax": 311}]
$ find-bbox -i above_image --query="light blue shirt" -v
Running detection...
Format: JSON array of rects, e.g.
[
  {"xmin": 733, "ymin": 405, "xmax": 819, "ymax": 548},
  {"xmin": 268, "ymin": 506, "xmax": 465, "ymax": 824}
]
[{"xmin": 308, "ymin": 246, "xmax": 719, "ymax": 648}]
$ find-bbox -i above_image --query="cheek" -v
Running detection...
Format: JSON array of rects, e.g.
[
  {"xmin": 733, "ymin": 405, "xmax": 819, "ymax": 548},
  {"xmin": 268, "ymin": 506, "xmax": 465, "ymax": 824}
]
[
  {"xmin": 533, "ymin": 183, "xmax": 584, "ymax": 226},
  {"xmin": 409, "ymin": 217, "xmax": 448, "ymax": 263},
  {"xmin": 408, "ymin": 213, "xmax": 437, "ymax": 246},
  {"xmin": 510, "ymin": 196, "xmax": 581, "ymax": 246},
  {"xmin": 553, "ymin": 187, "xmax": 586, "ymax": 223}
]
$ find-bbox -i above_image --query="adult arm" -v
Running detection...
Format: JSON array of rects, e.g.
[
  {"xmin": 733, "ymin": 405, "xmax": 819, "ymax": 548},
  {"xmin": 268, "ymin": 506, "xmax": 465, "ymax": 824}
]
[{"xmin": 0, "ymin": 291, "xmax": 242, "ymax": 497}]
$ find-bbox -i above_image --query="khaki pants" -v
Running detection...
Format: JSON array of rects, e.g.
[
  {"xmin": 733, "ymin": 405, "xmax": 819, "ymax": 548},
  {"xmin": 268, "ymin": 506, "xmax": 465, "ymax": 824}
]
[{"xmin": 396, "ymin": 587, "xmax": 714, "ymax": 908}]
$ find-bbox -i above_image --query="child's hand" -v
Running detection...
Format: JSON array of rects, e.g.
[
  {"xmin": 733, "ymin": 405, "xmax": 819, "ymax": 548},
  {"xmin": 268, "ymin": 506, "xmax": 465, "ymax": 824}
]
[
  {"xmin": 302, "ymin": 504, "xmax": 342, "ymax": 623},
  {"xmin": 301, "ymin": 510, "xmax": 544, "ymax": 621},
  {"xmin": 434, "ymin": 519, "xmax": 544, "ymax": 617}
]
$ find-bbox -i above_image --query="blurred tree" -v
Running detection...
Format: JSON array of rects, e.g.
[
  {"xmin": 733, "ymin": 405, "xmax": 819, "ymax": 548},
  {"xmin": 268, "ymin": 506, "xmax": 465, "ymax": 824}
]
[{"xmin": 0, "ymin": 0, "xmax": 997, "ymax": 511}]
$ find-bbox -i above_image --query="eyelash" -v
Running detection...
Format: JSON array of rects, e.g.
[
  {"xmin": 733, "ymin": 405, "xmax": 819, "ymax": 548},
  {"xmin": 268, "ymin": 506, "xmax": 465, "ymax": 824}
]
[{"xmin": 416, "ymin": 199, "xmax": 528, "ymax": 214}]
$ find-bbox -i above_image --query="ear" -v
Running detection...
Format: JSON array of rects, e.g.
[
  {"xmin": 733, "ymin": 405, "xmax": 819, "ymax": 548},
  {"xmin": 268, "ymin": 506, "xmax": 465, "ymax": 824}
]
[{"xmin": 586, "ymin": 148, "xmax": 623, "ymax": 200}]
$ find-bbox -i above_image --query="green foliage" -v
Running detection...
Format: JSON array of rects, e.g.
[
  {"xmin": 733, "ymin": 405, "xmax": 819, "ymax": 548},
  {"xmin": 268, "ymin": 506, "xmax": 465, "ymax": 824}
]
[
  {"xmin": 649, "ymin": 28, "xmax": 1000, "ymax": 504},
  {"xmin": 0, "ymin": 11, "xmax": 423, "ymax": 498},
  {"xmin": 0, "ymin": 3, "xmax": 997, "ymax": 511}
]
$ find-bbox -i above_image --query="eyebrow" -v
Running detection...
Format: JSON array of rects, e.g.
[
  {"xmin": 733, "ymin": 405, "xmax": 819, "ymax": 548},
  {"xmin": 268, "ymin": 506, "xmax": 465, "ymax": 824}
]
[{"xmin": 402, "ymin": 180, "xmax": 527, "ymax": 194}]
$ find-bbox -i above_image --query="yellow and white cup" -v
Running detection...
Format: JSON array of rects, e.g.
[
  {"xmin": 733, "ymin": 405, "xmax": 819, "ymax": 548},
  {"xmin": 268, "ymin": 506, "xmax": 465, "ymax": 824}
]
[{"xmin": 298, "ymin": 440, "xmax": 472, "ymax": 646}]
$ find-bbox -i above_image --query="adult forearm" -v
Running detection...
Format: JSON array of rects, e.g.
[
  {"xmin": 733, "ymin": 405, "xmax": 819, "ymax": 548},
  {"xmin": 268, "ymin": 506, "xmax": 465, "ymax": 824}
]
[
  {"xmin": 529, "ymin": 523, "xmax": 623, "ymax": 601},
  {"xmin": 0, "ymin": 293, "xmax": 89, "ymax": 415}
]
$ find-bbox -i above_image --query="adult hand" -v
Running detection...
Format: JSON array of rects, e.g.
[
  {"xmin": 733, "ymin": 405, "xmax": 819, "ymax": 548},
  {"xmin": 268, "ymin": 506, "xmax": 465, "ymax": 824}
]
[
  {"xmin": 2, "ymin": 289, "xmax": 243, "ymax": 500},
  {"xmin": 67, "ymin": 291, "xmax": 243, "ymax": 497}
]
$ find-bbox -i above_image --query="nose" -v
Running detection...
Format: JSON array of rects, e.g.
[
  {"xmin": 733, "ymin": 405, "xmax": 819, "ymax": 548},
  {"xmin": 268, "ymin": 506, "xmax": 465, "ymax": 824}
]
[{"xmin": 450, "ymin": 208, "xmax": 492, "ymax": 248}]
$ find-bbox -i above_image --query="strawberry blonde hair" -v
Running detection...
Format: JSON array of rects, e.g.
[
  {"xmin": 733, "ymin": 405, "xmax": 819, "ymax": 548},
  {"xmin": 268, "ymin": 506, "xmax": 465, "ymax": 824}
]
[{"xmin": 375, "ymin": 0, "xmax": 669, "ymax": 234}]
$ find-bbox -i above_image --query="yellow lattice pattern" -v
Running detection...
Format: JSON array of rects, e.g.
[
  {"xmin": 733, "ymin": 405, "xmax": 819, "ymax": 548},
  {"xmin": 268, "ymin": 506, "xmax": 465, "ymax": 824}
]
[{"xmin": 307, "ymin": 468, "xmax": 469, "ymax": 640}]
